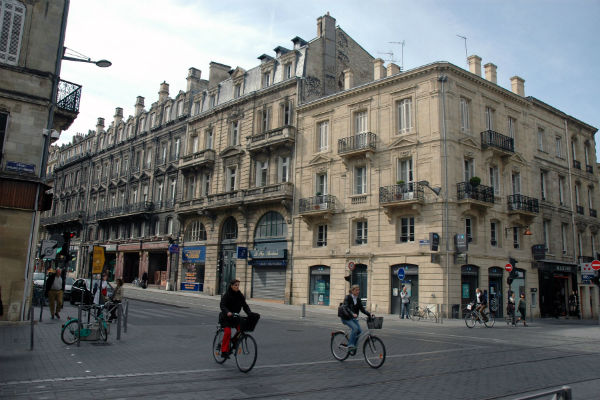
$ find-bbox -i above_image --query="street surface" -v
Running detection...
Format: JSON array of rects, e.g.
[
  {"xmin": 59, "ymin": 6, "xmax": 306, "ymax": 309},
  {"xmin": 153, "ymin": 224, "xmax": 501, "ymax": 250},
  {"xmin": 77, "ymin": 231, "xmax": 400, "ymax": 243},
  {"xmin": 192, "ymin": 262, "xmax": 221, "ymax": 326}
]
[{"xmin": 1, "ymin": 286, "xmax": 599, "ymax": 399}]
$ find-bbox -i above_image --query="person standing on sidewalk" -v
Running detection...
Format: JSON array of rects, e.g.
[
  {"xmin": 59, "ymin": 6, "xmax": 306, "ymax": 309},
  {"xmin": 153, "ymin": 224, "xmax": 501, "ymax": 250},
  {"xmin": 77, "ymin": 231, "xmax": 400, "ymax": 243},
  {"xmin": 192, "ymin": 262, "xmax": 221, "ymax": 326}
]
[
  {"xmin": 516, "ymin": 293, "xmax": 527, "ymax": 326},
  {"xmin": 45, "ymin": 268, "xmax": 65, "ymax": 319},
  {"xmin": 400, "ymin": 286, "xmax": 410, "ymax": 319},
  {"xmin": 108, "ymin": 278, "xmax": 124, "ymax": 322},
  {"xmin": 507, "ymin": 291, "xmax": 516, "ymax": 326}
]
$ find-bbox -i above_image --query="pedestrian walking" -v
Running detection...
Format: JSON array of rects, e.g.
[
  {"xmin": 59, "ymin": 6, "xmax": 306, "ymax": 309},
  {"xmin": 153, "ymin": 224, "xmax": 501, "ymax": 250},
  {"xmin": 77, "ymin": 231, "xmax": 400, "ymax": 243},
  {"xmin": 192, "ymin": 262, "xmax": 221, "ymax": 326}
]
[
  {"xmin": 507, "ymin": 291, "xmax": 516, "ymax": 326},
  {"xmin": 45, "ymin": 268, "xmax": 65, "ymax": 319},
  {"xmin": 109, "ymin": 278, "xmax": 124, "ymax": 322},
  {"xmin": 93, "ymin": 272, "xmax": 110, "ymax": 305},
  {"xmin": 516, "ymin": 293, "xmax": 527, "ymax": 326},
  {"xmin": 400, "ymin": 286, "xmax": 410, "ymax": 319}
]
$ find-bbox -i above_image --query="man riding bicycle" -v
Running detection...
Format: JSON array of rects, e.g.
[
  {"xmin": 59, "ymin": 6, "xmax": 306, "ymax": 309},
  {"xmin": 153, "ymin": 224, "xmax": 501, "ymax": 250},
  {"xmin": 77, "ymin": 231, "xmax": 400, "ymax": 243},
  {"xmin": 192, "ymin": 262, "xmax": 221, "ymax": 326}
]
[
  {"xmin": 219, "ymin": 279, "xmax": 252, "ymax": 359},
  {"xmin": 340, "ymin": 284, "xmax": 373, "ymax": 354},
  {"xmin": 474, "ymin": 288, "xmax": 488, "ymax": 321}
]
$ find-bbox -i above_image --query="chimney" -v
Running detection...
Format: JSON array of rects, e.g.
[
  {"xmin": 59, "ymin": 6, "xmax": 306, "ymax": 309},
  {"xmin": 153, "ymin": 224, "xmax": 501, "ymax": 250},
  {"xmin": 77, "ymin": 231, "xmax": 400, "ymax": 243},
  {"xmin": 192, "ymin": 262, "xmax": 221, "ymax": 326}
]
[
  {"xmin": 187, "ymin": 67, "xmax": 201, "ymax": 91},
  {"xmin": 159, "ymin": 81, "xmax": 169, "ymax": 102},
  {"xmin": 344, "ymin": 69, "xmax": 354, "ymax": 90},
  {"xmin": 484, "ymin": 63, "xmax": 497, "ymax": 84},
  {"xmin": 113, "ymin": 107, "xmax": 123, "ymax": 126},
  {"xmin": 135, "ymin": 96, "xmax": 145, "ymax": 116},
  {"xmin": 510, "ymin": 76, "xmax": 525, "ymax": 96},
  {"xmin": 467, "ymin": 55, "xmax": 482, "ymax": 76},
  {"xmin": 96, "ymin": 117, "xmax": 105, "ymax": 134},
  {"xmin": 208, "ymin": 62, "xmax": 231, "ymax": 89},
  {"xmin": 373, "ymin": 58, "xmax": 386, "ymax": 80},
  {"xmin": 387, "ymin": 63, "xmax": 401, "ymax": 77},
  {"xmin": 317, "ymin": 16, "xmax": 323, "ymax": 37},
  {"xmin": 318, "ymin": 12, "xmax": 336, "ymax": 40}
]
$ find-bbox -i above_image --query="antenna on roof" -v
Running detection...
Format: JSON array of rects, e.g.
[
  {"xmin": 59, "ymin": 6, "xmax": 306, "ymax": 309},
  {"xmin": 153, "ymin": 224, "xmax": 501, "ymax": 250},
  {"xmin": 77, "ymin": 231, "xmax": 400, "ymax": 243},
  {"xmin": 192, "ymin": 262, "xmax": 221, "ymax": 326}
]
[
  {"xmin": 377, "ymin": 51, "xmax": 396, "ymax": 63},
  {"xmin": 389, "ymin": 41, "xmax": 405, "ymax": 71},
  {"xmin": 456, "ymin": 35, "xmax": 468, "ymax": 68}
]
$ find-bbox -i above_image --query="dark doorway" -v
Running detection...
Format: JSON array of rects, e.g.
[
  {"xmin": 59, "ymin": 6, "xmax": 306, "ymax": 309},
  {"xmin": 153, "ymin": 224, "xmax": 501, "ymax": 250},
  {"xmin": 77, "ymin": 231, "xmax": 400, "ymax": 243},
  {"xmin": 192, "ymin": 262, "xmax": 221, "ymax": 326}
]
[
  {"xmin": 351, "ymin": 264, "xmax": 368, "ymax": 306},
  {"xmin": 488, "ymin": 267, "xmax": 504, "ymax": 318},
  {"xmin": 461, "ymin": 265, "xmax": 479, "ymax": 315},
  {"xmin": 123, "ymin": 253, "xmax": 139, "ymax": 283}
]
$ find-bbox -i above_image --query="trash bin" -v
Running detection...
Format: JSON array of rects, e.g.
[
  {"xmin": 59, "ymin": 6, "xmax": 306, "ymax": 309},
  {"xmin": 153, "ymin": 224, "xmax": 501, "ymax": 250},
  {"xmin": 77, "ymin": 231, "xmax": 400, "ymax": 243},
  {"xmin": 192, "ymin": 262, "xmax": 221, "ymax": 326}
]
[{"xmin": 452, "ymin": 304, "xmax": 460, "ymax": 319}]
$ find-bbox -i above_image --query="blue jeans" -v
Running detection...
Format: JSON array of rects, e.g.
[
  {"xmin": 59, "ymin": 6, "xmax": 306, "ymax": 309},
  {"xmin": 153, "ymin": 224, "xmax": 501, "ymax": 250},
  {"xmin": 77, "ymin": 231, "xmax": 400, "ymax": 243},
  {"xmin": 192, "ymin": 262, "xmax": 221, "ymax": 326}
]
[
  {"xmin": 401, "ymin": 302, "xmax": 410, "ymax": 318},
  {"xmin": 341, "ymin": 318, "xmax": 361, "ymax": 347}
]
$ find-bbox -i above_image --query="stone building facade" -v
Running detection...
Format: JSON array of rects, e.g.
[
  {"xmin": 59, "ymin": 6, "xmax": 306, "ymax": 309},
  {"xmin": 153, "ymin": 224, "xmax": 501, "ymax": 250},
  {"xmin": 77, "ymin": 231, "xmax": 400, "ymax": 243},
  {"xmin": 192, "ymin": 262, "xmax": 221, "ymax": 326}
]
[{"xmin": 293, "ymin": 56, "xmax": 599, "ymax": 318}]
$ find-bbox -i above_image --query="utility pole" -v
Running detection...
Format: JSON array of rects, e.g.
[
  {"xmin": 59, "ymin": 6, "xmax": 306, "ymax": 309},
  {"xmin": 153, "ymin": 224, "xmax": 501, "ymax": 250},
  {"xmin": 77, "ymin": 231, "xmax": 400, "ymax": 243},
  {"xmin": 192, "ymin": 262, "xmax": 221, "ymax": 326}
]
[{"xmin": 389, "ymin": 41, "xmax": 405, "ymax": 71}]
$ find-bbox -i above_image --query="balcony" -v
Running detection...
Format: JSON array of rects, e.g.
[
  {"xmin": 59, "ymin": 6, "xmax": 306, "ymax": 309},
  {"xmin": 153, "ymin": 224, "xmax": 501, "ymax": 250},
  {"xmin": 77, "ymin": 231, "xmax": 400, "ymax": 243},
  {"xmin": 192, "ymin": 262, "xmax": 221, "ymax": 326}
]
[
  {"xmin": 95, "ymin": 201, "xmax": 154, "ymax": 221},
  {"xmin": 573, "ymin": 160, "xmax": 581, "ymax": 170},
  {"xmin": 179, "ymin": 149, "xmax": 216, "ymax": 171},
  {"xmin": 53, "ymin": 79, "xmax": 82, "ymax": 131},
  {"xmin": 247, "ymin": 126, "xmax": 295, "ymax": 154},
  {"xmin": 578, "ymin": 256, "xmax": 594, "ymax": 264},
  {"xmin": 241, "ymin": 182, "xmax": 293, "ymax": 206},
  {"xmin": 176, "ymin": 196, "xmax": 205, "ymax": 216},
  {"xmin": 338, "ymin": 132, "xmax": 376, "ymax": 158},
  {"xmin": 586, "ymin": 164, "xmax": 593, "ymax": 174},
  {"xmin": 507, "ymin": 194, "xmax": 539, "ymax": 215},
  {"xmin": 379, "ymin": 182, "xmax": 425, "ymax": 213},
  {"xmin": 577, "ymin": 205, "xmax": 584, "ymax": 215},
  {"xmin": 204, "ymin": 191, "xmax": 244, "ymax": 211},
  {"xmin": 40, "ymin": 210, "xmax": 85, "ymax": 227},
  {"xmin": 480, "ymin": 130, "xmax": 514, "ymax": 156},
  {"xmin": 457, "ymin": 182, "xmax": 494, "ymax": 207},
  {"xmin": 298, "ymin": 194, "xmax": 338, "ymax": 218}
]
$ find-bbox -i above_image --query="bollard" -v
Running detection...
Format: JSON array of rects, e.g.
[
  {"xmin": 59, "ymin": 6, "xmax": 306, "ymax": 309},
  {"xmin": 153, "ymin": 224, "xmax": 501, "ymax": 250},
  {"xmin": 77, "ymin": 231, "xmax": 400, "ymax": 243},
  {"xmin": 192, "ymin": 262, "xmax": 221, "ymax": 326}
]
[
  {"xmin": 301, "ymin": 303, "xmax": 306, "ymax": 318},
  {"xmin": 29, "ymin": 306, "xmax": 34, "ymax": 350},
  {"xmin": 123, "ymin": 299, "xmax": 128, "ymax": 333},
  {"xmin": 116, "ymin": 303, "xmax": 122, "ymax": 340},
  {"xmin": 77, "ymin": 304, "xmax": 82, "ymax": 347}
]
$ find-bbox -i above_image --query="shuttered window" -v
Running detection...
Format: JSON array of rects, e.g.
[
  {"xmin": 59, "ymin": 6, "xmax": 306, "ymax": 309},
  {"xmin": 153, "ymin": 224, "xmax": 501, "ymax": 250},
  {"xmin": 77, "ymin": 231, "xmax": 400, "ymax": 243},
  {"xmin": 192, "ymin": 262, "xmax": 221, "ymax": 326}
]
[{"xmin": 0, "ymin": 1, "xmax": 25, "ymax": 66}]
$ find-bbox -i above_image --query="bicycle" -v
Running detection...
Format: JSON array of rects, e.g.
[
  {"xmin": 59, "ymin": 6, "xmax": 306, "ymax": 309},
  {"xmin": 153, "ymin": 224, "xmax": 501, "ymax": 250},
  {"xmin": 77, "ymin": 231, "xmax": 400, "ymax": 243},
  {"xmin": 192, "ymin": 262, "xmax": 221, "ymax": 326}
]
[
  {"xmin": 61, "ymin": 301, "xmax": 113, "ymax": 344},
  {"xmin": 212, "ymin": 312, "xmax": 260, "ymax": 373},
  {"xmin": 330, "ymin": 316, "xmax": 386, "ymax": 369},
  {"xmin": 412, "ymin": 305, "xmax": 439, "ymax": 322},
  {"xmin": 464, "ymin": 302, "xmax": 495, "ymax": 328}
]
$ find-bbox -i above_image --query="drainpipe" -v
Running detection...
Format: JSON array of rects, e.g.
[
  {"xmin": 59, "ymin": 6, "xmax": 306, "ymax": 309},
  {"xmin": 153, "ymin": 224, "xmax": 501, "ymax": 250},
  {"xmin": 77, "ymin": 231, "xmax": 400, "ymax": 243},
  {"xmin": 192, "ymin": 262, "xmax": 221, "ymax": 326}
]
[
  {"xmin": 438, "ymin": 74, "xmax": 450, "ymax": 318},
  {"xmin": 564, "ymin": 119, "xmax": 578, "ymax": 263}
]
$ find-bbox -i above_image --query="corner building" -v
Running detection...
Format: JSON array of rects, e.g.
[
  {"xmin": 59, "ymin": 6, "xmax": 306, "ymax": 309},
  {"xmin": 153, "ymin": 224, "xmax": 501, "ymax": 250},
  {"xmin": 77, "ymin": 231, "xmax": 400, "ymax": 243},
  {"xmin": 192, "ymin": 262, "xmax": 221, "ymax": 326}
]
[{"xmin": 292, "ymin": 57, "xmax": 599, "ymax": 319}]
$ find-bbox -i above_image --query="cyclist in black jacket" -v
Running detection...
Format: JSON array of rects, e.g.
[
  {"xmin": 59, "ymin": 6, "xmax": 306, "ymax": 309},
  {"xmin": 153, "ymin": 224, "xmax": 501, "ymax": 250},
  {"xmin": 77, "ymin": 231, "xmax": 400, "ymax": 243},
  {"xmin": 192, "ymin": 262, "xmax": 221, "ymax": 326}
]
[
  {"xmin": 341, "ymin": 284, "xmax": 372, "ymax": 353},
  {"xmin": 219, "ymin": 279, "xmax": 252, "ymax": 358}
]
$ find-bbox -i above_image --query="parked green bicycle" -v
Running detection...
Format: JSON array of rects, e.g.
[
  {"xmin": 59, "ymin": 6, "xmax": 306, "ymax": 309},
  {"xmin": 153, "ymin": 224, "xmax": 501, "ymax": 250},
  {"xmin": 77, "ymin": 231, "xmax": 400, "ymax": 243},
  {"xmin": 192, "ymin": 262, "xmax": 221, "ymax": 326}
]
[{"xmin": 61, "ymin": 302, "xmax": 114, "ymax": 344}]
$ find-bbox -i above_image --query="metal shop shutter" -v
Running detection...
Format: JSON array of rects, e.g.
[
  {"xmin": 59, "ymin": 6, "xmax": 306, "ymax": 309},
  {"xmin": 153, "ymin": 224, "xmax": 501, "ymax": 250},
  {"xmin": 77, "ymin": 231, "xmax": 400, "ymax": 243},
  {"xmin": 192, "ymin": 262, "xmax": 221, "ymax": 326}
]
[{"xmin": 252, "ymin": 266, "xmax": 286, "ymax": 300}]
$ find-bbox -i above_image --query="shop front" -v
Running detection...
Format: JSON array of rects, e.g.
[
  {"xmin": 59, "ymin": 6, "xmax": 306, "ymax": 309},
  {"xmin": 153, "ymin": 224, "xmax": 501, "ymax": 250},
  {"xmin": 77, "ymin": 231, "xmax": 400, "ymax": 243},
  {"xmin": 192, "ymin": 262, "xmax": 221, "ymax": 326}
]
[
  {"xmin": 309, "ymin": 265, "xmax": 330, "ymax": 306},
  {"xmin": 181, "ymin": 245, "xmax": 206, "ymax": 292},
  {"xmin": 536, "ymin": 260, "xmax": 577, "ymax": 318},
  {"xmin": 461, "ymin": 265, "xmax": 480, "ymax": 314},
  {"xmin": 390, "ymin": 264, "xmax": 418, "ymax": 315},
  {"xmin": 103, "ymin": 244, "xmax": 117, "ymax": 281},
  {"xmin": 488, "ymin": 267, "xmax": 504, "ymax": 317},
  {"xmin": 250, "ymin": 248, "xmax": 287, "ymax": 301}
]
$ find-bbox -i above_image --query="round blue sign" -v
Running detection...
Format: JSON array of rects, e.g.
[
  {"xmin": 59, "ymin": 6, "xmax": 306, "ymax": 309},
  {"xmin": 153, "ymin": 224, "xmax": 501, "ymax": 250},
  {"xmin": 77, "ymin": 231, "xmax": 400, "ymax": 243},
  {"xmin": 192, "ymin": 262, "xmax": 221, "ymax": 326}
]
[{"xmin": 397, "ymin": 268, "xmax": 405, "ymax": 280}]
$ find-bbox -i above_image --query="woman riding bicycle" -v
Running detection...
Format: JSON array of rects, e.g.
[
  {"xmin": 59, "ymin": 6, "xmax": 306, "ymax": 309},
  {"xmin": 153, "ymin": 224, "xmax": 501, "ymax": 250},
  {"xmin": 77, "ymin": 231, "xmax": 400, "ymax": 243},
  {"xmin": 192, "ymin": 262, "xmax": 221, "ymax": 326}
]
[
  {"xmin": 219, "ymin": 279, "xmax": 252, "ymax": 359},
  {"xmin": 340, "ymin": 284, "xmax": 372, "ymax": 354}
]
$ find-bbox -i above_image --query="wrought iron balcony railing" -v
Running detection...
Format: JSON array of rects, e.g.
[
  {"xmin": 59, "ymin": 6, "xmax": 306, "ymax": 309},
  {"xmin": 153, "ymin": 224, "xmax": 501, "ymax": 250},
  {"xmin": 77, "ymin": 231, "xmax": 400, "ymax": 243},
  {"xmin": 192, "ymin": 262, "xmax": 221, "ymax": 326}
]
[
  {"xmin": 573, "ymin": 160, "xmax": 581, "ymax": 170},
  {"xmin": 586, "ymin": 164, "xmax": 593, "ymax": 174},
  {"xmin": 577, "ymin": 205, "xmax": 584, "ymax": 215},
  {"xmin": 338, "ymin": 132, "xmax": 376, "ymax": 155},
  {"xmin": 299, "ymin": 194, "xmax": 337, "ymax": 213},
  {"xmin": 457, "ymin": 182, "xmax": 495, "ymax": 203},
  {"xmin": 379, "ymin": 182, "xmax": 425, "ymax": 204},
  {"xmin": 480, "ymin": 130, "xmax": 514, "ymax": 153},
  {"xmin": 590, "ymin": 209, "xmax": 597, "ymax": 218},
  {"xmin": 56, "ymin": 79, "xmax": 82, "ymax": 113},
  {"xmin": 507, "ymin": 194, "xmax": 539, "ymax": 213}
]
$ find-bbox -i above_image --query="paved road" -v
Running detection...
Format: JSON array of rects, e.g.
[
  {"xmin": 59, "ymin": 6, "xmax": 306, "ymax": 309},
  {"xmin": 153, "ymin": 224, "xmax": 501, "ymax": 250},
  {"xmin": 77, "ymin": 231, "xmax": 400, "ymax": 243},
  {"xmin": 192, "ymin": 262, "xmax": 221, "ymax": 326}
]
[{"xmin": 1, "ymin": 286, "xmax": 599, "ymax": 399}]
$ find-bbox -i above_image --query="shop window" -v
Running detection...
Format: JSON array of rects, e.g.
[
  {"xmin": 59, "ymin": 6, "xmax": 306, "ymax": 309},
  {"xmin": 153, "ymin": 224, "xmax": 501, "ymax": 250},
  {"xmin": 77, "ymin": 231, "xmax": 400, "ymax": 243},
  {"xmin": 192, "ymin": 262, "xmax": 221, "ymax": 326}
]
[{"xmin": 309, "ymin": 266, "xmax": 330, "ymax": 306}]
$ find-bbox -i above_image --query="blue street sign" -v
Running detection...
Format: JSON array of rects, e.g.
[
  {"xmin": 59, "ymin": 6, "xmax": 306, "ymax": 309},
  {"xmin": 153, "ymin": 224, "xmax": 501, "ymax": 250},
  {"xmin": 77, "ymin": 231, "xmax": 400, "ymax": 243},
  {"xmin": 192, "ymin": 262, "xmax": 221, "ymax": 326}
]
[
  {"xmin": 397, "ymin": 268, "xmax": 405, "ymax": 280},
  {"xmin": 237, "ymin": 246, "xmax": 248, "ymax": 259}
]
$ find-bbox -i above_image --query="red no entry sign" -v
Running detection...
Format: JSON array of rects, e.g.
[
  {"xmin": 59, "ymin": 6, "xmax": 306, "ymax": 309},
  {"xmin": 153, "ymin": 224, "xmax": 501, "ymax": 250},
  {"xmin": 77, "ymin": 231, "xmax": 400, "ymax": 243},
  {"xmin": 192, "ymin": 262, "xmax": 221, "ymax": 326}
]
[
  {"xmin": 591, "ymin": 260, "xmax": 600, "ymax": 271},
  {"xmin": 348, "ymin": 261, "xmax": 355, "ymax": 271},
  {"xmin": 505, "ymin": 263, "xmax": 513, "ymax": 272}
]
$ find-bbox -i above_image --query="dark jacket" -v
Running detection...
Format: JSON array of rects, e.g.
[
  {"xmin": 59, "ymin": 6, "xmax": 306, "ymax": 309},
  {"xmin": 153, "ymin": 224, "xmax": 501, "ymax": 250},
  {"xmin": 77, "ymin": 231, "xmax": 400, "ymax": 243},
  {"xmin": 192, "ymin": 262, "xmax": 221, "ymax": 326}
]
[
  {"xmin": 45, "ymin": 269, "xmax": 66, "ymax": 295},
  {"xmin": 219, "ymin": 287, "xmax": 251, "ymax": 327},
  {"xmin": 343, "ymin": 294, "xmax": 371, "ymax": 319}
]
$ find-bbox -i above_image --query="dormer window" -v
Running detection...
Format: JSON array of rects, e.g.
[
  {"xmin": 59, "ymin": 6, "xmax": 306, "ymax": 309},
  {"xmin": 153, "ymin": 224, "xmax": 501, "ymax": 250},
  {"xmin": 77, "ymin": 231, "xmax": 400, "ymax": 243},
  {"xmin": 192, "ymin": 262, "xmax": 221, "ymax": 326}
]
[
  {"xmin": 234, "ymin": 84, "xmax": 241, "ymax": 98},
  {"xmin": 209, "ymin": 95, "xmax": 216, "ymax": 108},
  {"xmin": 284, "ymin": 63, "xmax": 292, "ymax": 79},
  {"xmin": 263, "ymin": 72, "xmax": 271, "ymax": 88}
]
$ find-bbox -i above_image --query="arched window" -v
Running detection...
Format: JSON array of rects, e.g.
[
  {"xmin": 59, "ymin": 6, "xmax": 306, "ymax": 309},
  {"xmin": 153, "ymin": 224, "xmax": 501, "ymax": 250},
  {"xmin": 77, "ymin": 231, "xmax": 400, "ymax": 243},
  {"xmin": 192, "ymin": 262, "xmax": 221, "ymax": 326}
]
[
  {"xmin": 222, "ymin": 217, "xmax": 238, "ymax": 241},
  {"xmin": 255, "ymin": 211, "xmax": 287, "ymax": 239},
  {"xmin": 186, "ymin": 220, "xmax": 206, "ymax": 241}
]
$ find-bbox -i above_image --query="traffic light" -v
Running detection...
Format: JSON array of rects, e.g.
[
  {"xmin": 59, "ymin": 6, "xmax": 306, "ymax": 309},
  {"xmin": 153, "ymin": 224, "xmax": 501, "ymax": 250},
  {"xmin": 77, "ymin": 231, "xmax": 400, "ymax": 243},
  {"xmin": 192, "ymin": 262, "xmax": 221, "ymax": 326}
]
[
  {"xmin": 507, "ymin": 258, "xmax": 517, "ymax": 285},
  {"xmin": 430, "ymin": 232, "xmax": 440, "ymax": 251},
  {"xmin": 58, "ymin": 231, "xmax": 75, "ymax": 261}
]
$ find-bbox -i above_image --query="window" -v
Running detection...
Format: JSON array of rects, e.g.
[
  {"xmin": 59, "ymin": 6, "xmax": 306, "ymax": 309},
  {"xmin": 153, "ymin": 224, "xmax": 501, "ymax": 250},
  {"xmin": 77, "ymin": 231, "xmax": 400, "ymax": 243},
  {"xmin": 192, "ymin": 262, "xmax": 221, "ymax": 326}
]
[
  {"xmin": 139, "ymin": 117, "xmax": 146, "ymax": 133},
  {"xmin": 355, "ymin": 220, "xmax": 368, "ymax": 245},
  {"xmin": 507, "ymin": 117, "xmax": 516, "ymax": 139},
  {"xmin": 230, "ymin": 121, "xmax": 240, "ymax": 146},
  {"xmin": 164, "ymin": 106, "xmax": 171, "ymax": 123},
  {"xmin": 571, "ymin": 140, "xmax": 577, "ymax": 161},
  {"xmin": 154, "ymin": 219, "xmax": 160, "ymax": 236},
  {"xmin": 191, "ymin": 135, "xmax": 199, "ymax": 153},
  {"xmin": 167, "ymin": 217, "xmax": 173, "ymax": 235},
  {"xmin": 202, "ymin": 173, "xmax": 211, "ymax": 196},
  {"xmin": 318, "ymin": 121, "xmax": 329, "ymax": 152},
  {"xmin": 490, "ymin": 222, "xmax": 498, "ymax": 247},
  {"xmin": 145, "ymin": 148, "xmax": 152, "ymax": 169},
  {"xmin": 174, "ymin": 138, "xmax": 180, "ymax": 159},
  {"xmin": 555, "ymin": 136, "xmax": 562, "ymax": 158},
  {"xmin": 170, "ymin": 178, "xmax": 176, "ymax": 201},
  {"xmin": 186, "ymin": 175, "xmax": 196, "ymax": 200},
  {"xmin": 397, "ymin": 158, "xmax": 413, "ymax": 184},
  {"xmin": 511, "ymin": 172, "xmax": 521, "ymax": 195},
  {"xmin": 142, "ymin": 184, "xmax": 149, "ymax": 202},
  {"xmin": 460, "ymin": 98, "xmax": 470, "ymax": 132},
  {"xmin": 397, "ymin": 98, "xmax": 412, "ymax": 134},
  {"xmin": 543, "ymin": 220, "xmax": 550, "ymax": 251},
  {"xmin": 177, "ymin": 100, "xmax": 184, "ymax": 116},
  {"xmin": 537, "ymin": 128, "xmax": 545, "ymax": 151},
  {"xmin": 399, "ymin": 217, "xmax": 415, "ymax": 243},
  {"xmin": 226, "ymin": 166, "xmax": 237, "ymax": 192},
  {"xmin": 263, "ymin": 72, "xmax": 270, "ymax": 87},
  {"xmin": 316, "ymin": 225, "xmax": 327, "ymax": 247},
  {"xmin": 209, "ymin": 95, "xmax": 215, "ymax": 108},
  {"xmin": 355, "ymin": 165, "xmax": 367, "ymax": 194},
  {"xmin": 255, "ymin": 160, "xmax": 268, "ymax": 187},
  {"xmin": 512, "ymin": 227, "xmax": 520, "ymax": 249},
  {"xmin": 585, "ymin": 144, "xmax": 591, "ymax": 166},
  {"xmin": 188, "ymin": 221, "xmax": 207, "ymax": 241},
  {"xmin": 261, "ymin": 108, "xmax": 270, "ymax": 132},
  {"xmin": 156, "ymin": 181, "xmax": 163, "ymax": 203},
  {"xmin": 282, "ymin": 101, "xmax": 292, "ymax": 126},
  {"xmin": 355, "ymin": 111, "xmax": 367, "ymax": 134},
  {"xmin": 540, "ymin": 170, "xmax": 547, "ymax": 200},
  {"xmin": 278, "ymin": 156, "xmax": 289, "ymax": 183},
  {"xmin": 588, "ymin": 187, "xmax": 594, "ymax": 210},
  {"xmin": 0, "ymin": 1, "xmax": 25, "ymax": 65},
  {"xmin": 150, "ymin": 113, "xmax": 156, "ymax": 128},
  {"xmin": 160, "ymin": 143, "xmax": 168, "ymax": 164},
  {"xmin": 577, "ymin": 233, "xmax": 583, "ymax": 258},
  {"xmin": 206, "ymin": 129, "xmax": 214, "ymax": 149},
  {"xmin": 234, "ymin": 84, "xmax": 241, "ymax": 98},
  {"xmin": 489, "ymin": 166, "xmax": 500, "ymax": 195},
  {"xmin": 316, "ymin": 173, "xmax": 327, "ymax": 195},
  {"xmin": 485, "ymin": 107, "xmax": 494, "ymax": 130},
  {"xmin": 561, "ymin": 223, "xmax": 568, "ymax": 254},
  {"xmin": 575, "ymin": 184, "xmax": 581, "ymax": 207},
  {"xmin": 592, "ymin": 233, "xmax": 597, "ymax": 257},
  {"xmin": 464, "ymin": 158, "xmax": 474, "ymax": 181},
  {"xmin": 284, "ymin": 63, "xmax": 292, "ymax": 79},
  {"xmin": 559, "ymin": 177, "xmax": 565, "ymax": 205},
  {"xmin": 465, "ymin": 218, "xmax": 473, "ymax": 242}
]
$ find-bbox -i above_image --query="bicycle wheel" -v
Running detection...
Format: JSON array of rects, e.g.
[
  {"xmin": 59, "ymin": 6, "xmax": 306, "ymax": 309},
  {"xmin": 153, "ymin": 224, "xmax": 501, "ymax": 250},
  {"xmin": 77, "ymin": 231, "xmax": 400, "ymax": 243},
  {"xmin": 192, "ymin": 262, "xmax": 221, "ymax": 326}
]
[
  {"xmin": 363, "ymin": 335, "xmax": 386, "ymax": 369},
  {"xmin": 484, "ymin": 312, "xmax": 495, "ymax": 328},
  {"xmin": 330, "ymin": 331, "xmax": 350, "ymax": 361},
  {"xmin": 212, "ymin": 329, "xmax": 227, "ymax": 364},
  {"xmin": 99, "ymin": 321, "xmax": 108, "ymax": 341},
  {"xmin": 464, "ymin": 312, "xmax": 475, "ymax": 328},
  {"xmin": 61, "ymin": 320, "xmax": 80, "ymax": 345},
  {"xmin": 234, "ymin": 334, "xmax": 257, "ymax": 373}
]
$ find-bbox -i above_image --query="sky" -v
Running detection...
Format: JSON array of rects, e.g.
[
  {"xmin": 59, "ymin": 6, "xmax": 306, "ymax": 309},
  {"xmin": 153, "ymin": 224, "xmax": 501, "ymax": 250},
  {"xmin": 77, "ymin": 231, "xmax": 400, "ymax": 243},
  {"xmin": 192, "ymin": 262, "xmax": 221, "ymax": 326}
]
[{"xmin": 59, "ymin": 0, "xmax": 600, "ymax": 156}]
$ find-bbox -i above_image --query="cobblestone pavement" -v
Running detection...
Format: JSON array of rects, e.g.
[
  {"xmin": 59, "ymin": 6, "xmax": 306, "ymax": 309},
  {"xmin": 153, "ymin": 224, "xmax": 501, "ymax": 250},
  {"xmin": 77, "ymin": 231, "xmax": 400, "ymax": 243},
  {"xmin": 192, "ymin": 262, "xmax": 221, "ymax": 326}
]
[{"xmin": 1, "ymin": 286, "xmax": 599, "ymax": 399}]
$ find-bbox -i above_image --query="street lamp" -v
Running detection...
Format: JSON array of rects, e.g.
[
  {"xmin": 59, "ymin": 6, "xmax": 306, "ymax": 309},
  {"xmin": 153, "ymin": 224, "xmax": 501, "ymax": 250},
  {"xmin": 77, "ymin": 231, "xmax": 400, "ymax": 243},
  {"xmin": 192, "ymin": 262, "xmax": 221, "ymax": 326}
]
[{"xmin": 62, "ymin": 47, "xmax": 112, "ymax": 68}]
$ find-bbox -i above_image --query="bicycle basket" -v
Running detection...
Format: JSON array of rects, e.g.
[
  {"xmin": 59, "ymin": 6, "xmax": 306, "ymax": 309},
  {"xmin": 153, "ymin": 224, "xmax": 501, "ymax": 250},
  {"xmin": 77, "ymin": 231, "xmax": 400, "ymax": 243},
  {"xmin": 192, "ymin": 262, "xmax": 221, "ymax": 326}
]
[
  {"xmin": 239, "ymin": 312, "xmax": 260, "ymax": 332},
  {"xmin": 367, "ymin": 316, "xmax": 383, "ymax": 329}
]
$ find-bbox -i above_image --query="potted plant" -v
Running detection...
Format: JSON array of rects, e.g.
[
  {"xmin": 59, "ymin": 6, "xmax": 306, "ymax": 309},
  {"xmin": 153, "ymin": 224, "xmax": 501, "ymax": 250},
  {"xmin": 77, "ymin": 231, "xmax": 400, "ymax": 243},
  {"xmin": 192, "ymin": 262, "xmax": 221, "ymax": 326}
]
[{"xmin": 469, "ymin": 176, "xmax": 481, "ymax": 187}]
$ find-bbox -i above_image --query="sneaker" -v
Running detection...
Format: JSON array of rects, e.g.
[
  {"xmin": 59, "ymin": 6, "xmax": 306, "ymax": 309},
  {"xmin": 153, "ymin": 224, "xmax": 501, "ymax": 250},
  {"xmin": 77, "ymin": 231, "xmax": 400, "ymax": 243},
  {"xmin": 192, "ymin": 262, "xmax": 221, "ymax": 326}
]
[
  {"xmin": 55, "ymin": 313, "xmax": 60, "ymax": 319},
  {"xmin": 348, "ymin": 345, "xmax": 357, "ymax": 355}
]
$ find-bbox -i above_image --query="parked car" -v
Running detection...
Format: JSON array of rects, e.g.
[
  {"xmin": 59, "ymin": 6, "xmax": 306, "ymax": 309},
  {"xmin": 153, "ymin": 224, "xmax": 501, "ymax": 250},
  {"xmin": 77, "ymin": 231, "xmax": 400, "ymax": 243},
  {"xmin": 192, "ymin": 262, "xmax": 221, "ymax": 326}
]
[
  {"xmin": 63, "ymin": 277, "xmax": 75, "ymax": 300},
  {"xmin": 33, "ymin": 272, "xmax": 46, "ymax": 289}
]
